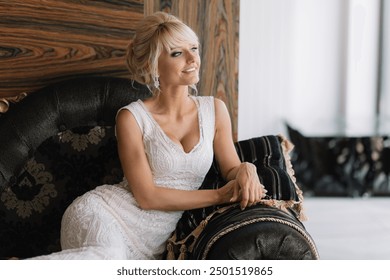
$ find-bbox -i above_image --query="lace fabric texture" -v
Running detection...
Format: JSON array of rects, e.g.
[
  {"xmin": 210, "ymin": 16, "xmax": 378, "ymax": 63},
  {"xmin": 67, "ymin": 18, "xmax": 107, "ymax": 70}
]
[{"xmin": 29, "ymin": 96, "xmax": 215, "ymax": 259}]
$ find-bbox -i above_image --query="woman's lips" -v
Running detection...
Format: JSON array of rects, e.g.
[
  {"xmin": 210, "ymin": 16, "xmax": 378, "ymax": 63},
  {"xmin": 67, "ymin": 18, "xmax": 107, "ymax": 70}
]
[{"xmin": 182, "ymin": 67, "xmax": 196, "ymax": 73}]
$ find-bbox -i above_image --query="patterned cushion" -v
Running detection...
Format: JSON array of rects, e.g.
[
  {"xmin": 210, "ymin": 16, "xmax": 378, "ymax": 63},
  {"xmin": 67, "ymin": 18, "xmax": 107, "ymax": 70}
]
[{"xmin": 0, "ymin": 126, "xmax": 122, "ymax": 259}]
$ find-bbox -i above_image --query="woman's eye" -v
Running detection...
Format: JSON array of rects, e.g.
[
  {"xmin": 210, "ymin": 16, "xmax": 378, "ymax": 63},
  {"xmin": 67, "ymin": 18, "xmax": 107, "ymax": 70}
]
[
  {"xmin": 171, "ymin": 51, "xmax": 182, "ymax": 57},
  {"xmin": 191, "ymin": 47, "xmax": 198, "ymax": 52}
]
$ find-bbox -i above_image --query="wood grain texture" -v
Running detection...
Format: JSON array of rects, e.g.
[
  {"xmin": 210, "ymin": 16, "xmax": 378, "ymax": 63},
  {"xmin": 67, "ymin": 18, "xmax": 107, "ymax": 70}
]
[
  {"xmin": 0, "ymin": 0, "xmax": 239, "ymax": 139},
  {"xmin": 0, "ymin": 0, "xmax": 144, "ymax": 97},
  {"xmin": 145, "ymin": 0, "xmax": 239, "ymax": 140}
]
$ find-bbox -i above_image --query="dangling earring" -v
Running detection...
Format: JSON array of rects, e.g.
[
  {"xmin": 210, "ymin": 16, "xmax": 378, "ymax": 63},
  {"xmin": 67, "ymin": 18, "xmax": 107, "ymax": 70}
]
[
  {"xmin": 190, "ymin": 84, "xmax": 198, "ymax": 96},
  {"xmin": 154, "ymin": 76, "xmax": 160, "ymax": 90}
]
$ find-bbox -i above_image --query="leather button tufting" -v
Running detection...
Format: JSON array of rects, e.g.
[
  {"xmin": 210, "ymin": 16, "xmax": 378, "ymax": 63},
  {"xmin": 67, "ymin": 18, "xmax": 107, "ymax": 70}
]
[
  {"xmin": 59, "ymin": 124, "xmax": 67, "ymax": 131},
  {"xmin": 28, "ymin": 149, "xmax": 34, "ymax": 157},
  {"xmin": 9, "ymin": 175, "xmax": 17, "ymax": 185}
]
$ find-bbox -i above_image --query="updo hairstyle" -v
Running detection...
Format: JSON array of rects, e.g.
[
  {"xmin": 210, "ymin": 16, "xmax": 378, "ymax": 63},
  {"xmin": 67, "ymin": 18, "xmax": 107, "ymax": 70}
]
[{"xmin": 126, "ymin": 12, "xmax": 200, "ymax": 95}]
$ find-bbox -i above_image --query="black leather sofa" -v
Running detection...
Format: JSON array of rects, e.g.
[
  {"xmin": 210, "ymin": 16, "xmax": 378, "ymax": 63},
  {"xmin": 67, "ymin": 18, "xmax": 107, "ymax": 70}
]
[{"xmin": 0, "ymin": 77, "xmax": 319, "ymax": 259}]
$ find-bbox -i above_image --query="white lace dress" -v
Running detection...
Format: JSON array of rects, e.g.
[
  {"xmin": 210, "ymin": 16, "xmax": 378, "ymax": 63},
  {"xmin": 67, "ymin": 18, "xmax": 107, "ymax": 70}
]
[{"xmin": 29, "ymin": 96, "xmax": 215, "ymax": 260}]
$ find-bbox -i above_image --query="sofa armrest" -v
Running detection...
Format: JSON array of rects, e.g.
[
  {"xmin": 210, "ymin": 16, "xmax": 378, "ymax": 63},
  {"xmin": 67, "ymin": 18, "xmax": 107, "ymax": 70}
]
[
  {"xmin": 192, "ymin": 204, "xmax": 319, "ymax": 260},
  {"xmin": 167, "ymin": 135, "xmax": 318, "ymax": 260}
]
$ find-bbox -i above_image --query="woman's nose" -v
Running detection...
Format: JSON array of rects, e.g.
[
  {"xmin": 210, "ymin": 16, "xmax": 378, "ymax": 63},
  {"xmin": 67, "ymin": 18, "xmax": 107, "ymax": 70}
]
[{"xmin": 186, "ymin": 51, "xmax": 196, "ymax": 62}]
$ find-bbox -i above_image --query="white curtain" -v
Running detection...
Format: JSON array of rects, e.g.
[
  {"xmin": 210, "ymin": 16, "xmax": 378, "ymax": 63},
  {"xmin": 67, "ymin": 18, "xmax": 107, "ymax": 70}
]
[{"xmin": 238, "ymin": 0, "xmax": 386, "ymax": 140}]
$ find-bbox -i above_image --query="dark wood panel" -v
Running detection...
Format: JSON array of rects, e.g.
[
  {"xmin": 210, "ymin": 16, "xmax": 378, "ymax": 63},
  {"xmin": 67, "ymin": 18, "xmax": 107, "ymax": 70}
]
[
  {"xmin": 0, "ymin": 0, "xmax": 144, "ymax": 97},
  {"xmin": 145, "ymin": 0, "xmax": 239, "ymax": 139}
]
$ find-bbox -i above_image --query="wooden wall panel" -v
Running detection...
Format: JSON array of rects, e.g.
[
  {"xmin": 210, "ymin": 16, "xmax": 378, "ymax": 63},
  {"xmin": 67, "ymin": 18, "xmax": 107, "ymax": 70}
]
[
  {"xmin": 0, "ymin": 0, "xmax": 144, "ymax": 98},
  {"xmin": 145, "ymin": 0, "xmax": 239, "ymax": 139},
  {"xmin": 0, "ymin": 0, "xmax": 239, "ymax": 139}
]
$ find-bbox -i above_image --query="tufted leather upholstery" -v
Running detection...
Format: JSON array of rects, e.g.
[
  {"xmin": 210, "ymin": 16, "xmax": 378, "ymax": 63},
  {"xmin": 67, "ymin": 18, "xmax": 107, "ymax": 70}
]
[
  {"xmin": 0, "ymin": 77, "xmax": 318, "ymax": 259},
  {"xmin": 192, "ymin": 204, "xmax": 318, "ymax": 259},
  {"xmin": 0, "ymin": 77, "xmax": 150, "ymax": 189}
]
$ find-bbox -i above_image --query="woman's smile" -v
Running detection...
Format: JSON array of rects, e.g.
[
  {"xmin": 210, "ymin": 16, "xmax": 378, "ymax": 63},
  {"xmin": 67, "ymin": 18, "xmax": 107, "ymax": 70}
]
[{"xmin": 182, "ymin": 67, "xmax": 197, "ymax": 73}]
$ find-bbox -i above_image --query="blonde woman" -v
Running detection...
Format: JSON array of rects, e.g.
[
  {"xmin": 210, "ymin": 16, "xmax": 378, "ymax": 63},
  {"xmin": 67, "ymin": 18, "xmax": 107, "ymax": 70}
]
[{"xmin": 28, "ymin": 11, "xmax": 265, "ymax": 260}]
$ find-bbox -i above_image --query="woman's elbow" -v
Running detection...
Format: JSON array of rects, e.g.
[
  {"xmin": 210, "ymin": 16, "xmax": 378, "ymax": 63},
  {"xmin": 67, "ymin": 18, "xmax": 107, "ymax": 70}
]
[
  {"xmin": 136, "ymin": 197, "xmax": 155, "ymax": 210},
  {"xmin": 134, "ymin": 194, "xmax": 163, "ymax": 210},
  {"xmin": 130, "ymin": 185, "xmax": 158, "ymax": 210}
]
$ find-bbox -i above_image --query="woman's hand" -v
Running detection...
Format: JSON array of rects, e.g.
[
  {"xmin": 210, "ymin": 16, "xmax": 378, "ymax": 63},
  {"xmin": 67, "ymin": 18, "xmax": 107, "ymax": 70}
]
[
  {"xmin": 236, "ymin": 162, "xmax": 267, "ymax": 210},
  {"xmin": 217, "ymin": 180, "xmax": 240, "ymax": 204}
]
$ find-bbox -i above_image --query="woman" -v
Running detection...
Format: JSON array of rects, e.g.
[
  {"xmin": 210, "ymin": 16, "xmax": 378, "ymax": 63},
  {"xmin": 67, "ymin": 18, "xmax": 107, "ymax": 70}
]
[{"xmin": 29, "ymin": 11, "xmax": 266, "ymax": 260}]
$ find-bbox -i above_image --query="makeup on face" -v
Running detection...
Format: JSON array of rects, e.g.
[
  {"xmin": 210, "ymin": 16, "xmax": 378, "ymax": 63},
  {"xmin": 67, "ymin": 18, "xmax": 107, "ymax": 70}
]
[{"xmin": 158, "ymin": 42, "xmax": 201, "ymax": 87}]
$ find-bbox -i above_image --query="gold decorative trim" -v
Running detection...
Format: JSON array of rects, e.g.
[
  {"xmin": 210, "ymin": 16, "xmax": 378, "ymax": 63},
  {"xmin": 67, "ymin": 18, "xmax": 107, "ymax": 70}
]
[
  {"xmin": 58, "ymin": 126, "xmax": 106, "ymax": 151},
  {"xmin": 0, "ymin": 93, "xmax": 28, "ymax": 114},
  {"xmin": 1, "ymin": 159, "xmax": 57, "ymax": 219}
]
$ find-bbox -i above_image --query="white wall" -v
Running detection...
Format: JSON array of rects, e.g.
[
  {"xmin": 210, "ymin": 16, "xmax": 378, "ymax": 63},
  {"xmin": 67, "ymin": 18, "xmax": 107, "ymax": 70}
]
[
  {"xmin": 288, "ymin": 0, "xmax": 348, "ymax": 129},
  {"xmin": 238, "ymin": 0, "xmax": 296, "ymax": 139},
  {"xmin": 238, "ymin": 0, "xmax": 381, "ymax": 140},
  {"xmin": 379, "ymin": 0, "xmax": 390, "ymax": 118},
  {"xmin": 345, "ymin": 0, "xmax": 381, "ymax": 123}
]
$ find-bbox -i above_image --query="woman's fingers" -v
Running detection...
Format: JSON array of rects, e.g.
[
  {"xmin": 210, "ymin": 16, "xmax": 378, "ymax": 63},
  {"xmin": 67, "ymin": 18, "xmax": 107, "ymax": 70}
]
[
  {"xmin": 261, "ymin": 184, "xmax": 268, "ymax": 198},
  {"xmin": 240, "ymin": 182, "xmax": 268, "ymax": 210},
  {"xmin": 235, "ymin": 162, "xmax": 270, "ymax": 210},
  {"xmin": 230, "ymin": 181, "xmax": 240, "ymax": 202},
  {"xmin": 240, "ymin": 184, "xmax": 249, "ymax": 210}
]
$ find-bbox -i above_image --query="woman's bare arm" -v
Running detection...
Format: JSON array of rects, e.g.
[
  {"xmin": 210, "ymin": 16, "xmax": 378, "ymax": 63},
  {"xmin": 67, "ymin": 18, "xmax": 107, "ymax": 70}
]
[
  {"xmin": 212, "ymin": 98, "xmax": 265, "ymax": 209},
  {"xmin": 116, "ymin": 109, "xmax": 238, "ymax": 211}
]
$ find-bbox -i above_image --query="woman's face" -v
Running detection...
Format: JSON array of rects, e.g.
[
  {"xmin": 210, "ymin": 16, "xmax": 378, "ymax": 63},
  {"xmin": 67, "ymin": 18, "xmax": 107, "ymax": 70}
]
[{"xmin": 157, "ymin": 42, "xmax": 200, "ymax": 89}]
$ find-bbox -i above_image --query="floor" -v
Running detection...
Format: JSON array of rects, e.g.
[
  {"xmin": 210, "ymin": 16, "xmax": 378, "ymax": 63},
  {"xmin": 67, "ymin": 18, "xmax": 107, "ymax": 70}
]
[{"xmin": 302, "ymin": 197, "xmax": 390, "ymax": 260}]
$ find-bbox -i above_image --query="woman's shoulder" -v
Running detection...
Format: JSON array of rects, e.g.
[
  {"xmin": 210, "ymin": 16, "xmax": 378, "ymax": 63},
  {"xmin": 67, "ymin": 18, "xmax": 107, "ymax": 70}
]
[
  {"xmin": 194, "ymin": 95, "xmax": 225, "ymax": 105},
  {"xmin": 120, "ymin": 99, "xmax": 144, "ymax": 111},
  {"xmin": 191, "ymin": 96, "xmax": 215, "ymax": 115},
  {"xmin": 193, "ymin": 95, "xmax": 215, "ymax": 107},
  {"xmin": 116, "ymin": 99, "xmax": 149, "ymax": 136},
  {"xmin": 193, "ymin": 95, "xmax": 214, "ymax": 101},
  {"xmin": 212, "ymin": 97, "xmax": 230, "ymax": 121},
  {"xmin": 192, "ymin": 96, "xmax": 230, "ymax": 117}
]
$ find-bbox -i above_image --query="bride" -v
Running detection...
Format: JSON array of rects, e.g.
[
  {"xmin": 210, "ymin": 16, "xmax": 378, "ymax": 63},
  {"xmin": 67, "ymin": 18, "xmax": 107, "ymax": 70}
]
[{"xmin": 28, "ymin": 11, "xmax": 266, "ymax": 260}]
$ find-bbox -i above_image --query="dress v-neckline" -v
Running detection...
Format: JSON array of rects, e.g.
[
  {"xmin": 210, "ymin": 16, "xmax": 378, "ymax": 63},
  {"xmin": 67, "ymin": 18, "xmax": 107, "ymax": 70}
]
[{"xmin": 138, "ymin": 97, "xmax": 203, "ymax": 154}]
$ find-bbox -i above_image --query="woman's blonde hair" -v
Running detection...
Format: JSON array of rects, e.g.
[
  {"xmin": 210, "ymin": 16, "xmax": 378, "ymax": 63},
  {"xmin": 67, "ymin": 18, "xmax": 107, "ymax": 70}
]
[{"xmin": 126, "ymin": 12, "xmax": 199, "ymax": 95}]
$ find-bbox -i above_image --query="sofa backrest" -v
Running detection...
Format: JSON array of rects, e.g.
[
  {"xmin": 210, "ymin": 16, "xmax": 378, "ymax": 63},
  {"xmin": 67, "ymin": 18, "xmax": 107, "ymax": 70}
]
[{"xmin": 0, "ymin": 77, "xmax": 150, "ymax": 258}]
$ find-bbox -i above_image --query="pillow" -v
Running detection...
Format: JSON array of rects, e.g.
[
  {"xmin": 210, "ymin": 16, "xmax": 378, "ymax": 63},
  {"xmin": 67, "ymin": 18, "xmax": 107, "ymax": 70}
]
[{"xmin": 172, "ymin": 134, "xmax": 305, "ymax": 242}]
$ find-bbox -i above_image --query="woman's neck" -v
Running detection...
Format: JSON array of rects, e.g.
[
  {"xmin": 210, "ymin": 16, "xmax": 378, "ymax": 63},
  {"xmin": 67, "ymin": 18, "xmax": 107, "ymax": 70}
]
[{"xmin": 148, "ymin": 86, "xmax": 194, "ymax": 117}]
